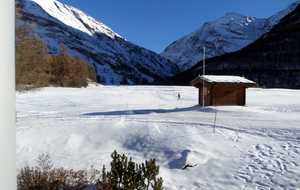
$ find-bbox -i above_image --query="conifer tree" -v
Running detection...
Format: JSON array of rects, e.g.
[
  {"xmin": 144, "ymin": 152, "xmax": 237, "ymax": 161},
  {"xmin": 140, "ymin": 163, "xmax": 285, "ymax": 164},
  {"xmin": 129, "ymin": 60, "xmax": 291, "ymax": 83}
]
[
  {"xmin": 16, "ymin": 5, "xmax": 97, "ymax": 89},
  {"xmin": 57, "ymin": 43, "xmax": 77, "ymax": 79},
  {"xmin": 103, "ymin": 150, "xmax": 163, "ymax": 190},
  {"xmin": 51, "ymin": 43, "xmax": 77, "ymax": 86},
  {"xmin": 88, "ymin": 64, "xmax": 97, "ymax": 82},
  {"xmin": 15, "ymin": 7, "xmax": 51, "ymax": 91},
  {"xmin": 75, "ymin": 52, "xmax": 89, "ymax": 87}
]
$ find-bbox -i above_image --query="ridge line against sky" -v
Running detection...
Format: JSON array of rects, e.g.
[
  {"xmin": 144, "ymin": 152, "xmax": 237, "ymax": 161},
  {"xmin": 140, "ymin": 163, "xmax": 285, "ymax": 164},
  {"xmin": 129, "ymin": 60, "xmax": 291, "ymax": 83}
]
[{"xmin": 57, "ymin": 0, "xmax": 297, "ymax": 53}]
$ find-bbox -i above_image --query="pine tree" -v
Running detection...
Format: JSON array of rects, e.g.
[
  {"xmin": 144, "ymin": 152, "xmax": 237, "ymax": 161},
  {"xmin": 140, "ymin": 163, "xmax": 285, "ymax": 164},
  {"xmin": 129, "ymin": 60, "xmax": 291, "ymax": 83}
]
[{"xmin": 103, "ymin": 150, "xmax": 163, "ymax": 190}]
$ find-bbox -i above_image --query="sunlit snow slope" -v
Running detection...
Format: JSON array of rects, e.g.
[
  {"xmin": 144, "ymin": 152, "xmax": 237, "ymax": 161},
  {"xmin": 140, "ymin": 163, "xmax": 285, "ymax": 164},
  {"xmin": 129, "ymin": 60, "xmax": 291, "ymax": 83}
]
[{"xmin": 17, "ymin": 0, "xmax": 179, "ymax": 84}]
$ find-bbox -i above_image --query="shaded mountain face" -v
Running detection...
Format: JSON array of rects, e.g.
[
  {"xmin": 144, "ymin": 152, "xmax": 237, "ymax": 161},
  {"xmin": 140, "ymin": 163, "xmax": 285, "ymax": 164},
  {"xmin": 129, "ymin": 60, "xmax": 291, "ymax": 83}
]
[
  {"xmin": 160, "ymin": 2, "xmax": 300, "ymax": 71},
  {"xmin": 17, "ymin": 0, "xmax": 180, "ymax": 84},
  {"xmin": 167, "ymin": 2, "xmax": 300, "ymax": 89}
]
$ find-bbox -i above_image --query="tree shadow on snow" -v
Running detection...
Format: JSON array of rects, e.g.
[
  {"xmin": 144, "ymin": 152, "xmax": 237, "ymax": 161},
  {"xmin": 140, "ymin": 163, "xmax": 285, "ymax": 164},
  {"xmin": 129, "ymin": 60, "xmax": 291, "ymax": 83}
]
[{"xmin": 83, "ymin": 106, "xmax": 215, "ymax": 116}]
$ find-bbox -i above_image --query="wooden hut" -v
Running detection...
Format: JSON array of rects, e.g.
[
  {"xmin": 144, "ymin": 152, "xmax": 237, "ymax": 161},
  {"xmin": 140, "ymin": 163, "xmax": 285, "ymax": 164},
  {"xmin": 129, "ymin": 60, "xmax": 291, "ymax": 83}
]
[{"xmin": 190, "ymin": 75, "xmax": 256, "ymax": 106}]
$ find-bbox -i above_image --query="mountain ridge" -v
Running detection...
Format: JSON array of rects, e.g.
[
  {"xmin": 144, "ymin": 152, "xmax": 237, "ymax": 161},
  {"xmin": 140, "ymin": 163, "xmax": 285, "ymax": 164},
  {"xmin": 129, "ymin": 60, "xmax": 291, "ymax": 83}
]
[
  {"xmin": 17, "ymin": 0, "xmax": 180, "ymax": 85},
  {"xmin": 160, "ymin": 13, "xmax": 267, "ymax": 71},
  {"xmin": 17, "ymin": 0, "xmax": 300, "ymax": 87},
  {"xmin": 165, "ymin": 2, "xmax": 300, "ymax": 88},
  {"xmin": 160, "ymin": 1, "xmax": 300, "ymax": 71}
]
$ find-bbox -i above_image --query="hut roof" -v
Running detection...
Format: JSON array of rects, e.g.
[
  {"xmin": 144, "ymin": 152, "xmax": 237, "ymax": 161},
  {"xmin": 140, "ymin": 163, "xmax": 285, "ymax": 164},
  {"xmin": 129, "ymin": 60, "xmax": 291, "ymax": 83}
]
[{"xmin": 191, "ymin": 75, "xmax": 256, "ymax": 86}]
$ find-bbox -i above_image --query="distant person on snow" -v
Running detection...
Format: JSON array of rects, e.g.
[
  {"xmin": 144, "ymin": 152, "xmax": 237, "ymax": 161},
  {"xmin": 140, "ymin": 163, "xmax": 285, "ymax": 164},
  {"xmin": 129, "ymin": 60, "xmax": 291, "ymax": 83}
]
[{"xmin": 178, "ymin": 93, "xmax": 181, "ymax": 100}]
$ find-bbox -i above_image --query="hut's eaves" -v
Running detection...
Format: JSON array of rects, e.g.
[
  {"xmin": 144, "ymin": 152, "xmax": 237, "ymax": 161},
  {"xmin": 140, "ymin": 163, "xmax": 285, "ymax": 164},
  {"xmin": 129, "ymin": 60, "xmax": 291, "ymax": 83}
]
[{"xmin": 191, "ymin": 75, "xmax": 256, "ymax": 86}]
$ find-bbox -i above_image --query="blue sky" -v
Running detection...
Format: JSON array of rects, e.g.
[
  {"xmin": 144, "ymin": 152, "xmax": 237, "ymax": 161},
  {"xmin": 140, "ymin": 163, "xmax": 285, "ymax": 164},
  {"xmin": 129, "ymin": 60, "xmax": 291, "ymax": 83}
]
[{"xmin": 58, "ymin": 0, "xmax": 297, "ymax": 53}]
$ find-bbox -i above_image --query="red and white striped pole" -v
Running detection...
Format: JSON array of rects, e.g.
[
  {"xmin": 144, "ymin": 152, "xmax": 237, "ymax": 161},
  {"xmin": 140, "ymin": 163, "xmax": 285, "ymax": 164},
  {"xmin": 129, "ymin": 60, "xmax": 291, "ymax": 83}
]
[{"xmin": 0, "ymin": 0, "xmax": 16, "ymax": 188}]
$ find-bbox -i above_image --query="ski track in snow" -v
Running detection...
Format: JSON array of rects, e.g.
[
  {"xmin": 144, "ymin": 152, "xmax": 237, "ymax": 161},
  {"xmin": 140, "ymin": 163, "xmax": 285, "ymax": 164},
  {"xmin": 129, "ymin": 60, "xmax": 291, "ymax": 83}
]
[{"xmin": 16, "ymin": 86, "xmax": 300, "ymax": 189}]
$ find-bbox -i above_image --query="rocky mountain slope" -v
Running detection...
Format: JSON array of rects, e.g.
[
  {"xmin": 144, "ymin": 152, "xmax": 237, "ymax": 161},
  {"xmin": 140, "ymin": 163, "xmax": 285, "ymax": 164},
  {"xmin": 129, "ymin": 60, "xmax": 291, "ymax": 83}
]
[
  {"xmin": 17, "ymin": 0, "xmax": 180, "ymax": 84},
  {"xmin": 166, "ymin": 2, "xmax": 300, "ymax": 89},
  {"xmin": 160, "ymin": 1, "xmax": 300, "ymax": 71}
]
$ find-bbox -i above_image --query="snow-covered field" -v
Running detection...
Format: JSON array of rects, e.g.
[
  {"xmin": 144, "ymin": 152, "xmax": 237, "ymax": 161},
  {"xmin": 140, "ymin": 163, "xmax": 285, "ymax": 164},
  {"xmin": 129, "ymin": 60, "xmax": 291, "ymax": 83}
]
[{"xmin": 16, "ymin": 85, "xmax": 300, "ymax": 189}]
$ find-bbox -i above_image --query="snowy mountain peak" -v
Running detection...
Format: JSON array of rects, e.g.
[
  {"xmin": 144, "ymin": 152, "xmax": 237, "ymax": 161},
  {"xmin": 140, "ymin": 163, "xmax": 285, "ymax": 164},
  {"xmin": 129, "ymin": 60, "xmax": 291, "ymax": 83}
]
[
  {"xmin": 262, "ymin": 0, "xmax": 300, "ymax": 34},
  {"xmin": 160, "ymin": 12, "xmax": 266, "ymax": 71},
  {"xmin": 18, "ymin": 0, "xmax": 179, "ymax": 84},
  {"xmin": 216, "ymin": 13, "xmax": 257, "ymax": 27},
  {"xmin": 23, "ymin": 0, "xmax": 121, "ymax": 39},
  {"xmin": 160, "ymin": 1, "xmax": 300, "ymax": 71}
]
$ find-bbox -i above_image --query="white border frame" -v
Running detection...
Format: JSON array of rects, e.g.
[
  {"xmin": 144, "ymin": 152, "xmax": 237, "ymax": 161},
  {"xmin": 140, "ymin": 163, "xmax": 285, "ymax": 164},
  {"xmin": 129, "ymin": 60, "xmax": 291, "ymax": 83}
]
[{"xmin": 0, "ymin": 0, "xmax": 16, "ymax": 189}]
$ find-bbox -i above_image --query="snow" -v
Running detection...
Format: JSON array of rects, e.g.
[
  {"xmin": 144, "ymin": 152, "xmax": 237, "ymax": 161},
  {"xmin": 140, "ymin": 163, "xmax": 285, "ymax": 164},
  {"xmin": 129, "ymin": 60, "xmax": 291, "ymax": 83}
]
[
  {"xmin": 20, "ymin": 0, "xmax": 180, "ymax": 85},
  {"xmin": 199, "ymin": 75, "xmax": 256, "ymax": 84},
  {"xmin": 160, "ymin": 1, "xmax": 300, "ymax": 71},
  {"xmin": 27, "ymin": 0, "xmax": 121, "ymax": 38},
  {"xmin": 16, "ymin": 85, "xmax": 300, "ymax": 189},
  {"xmin": 262, "ymin": 1, "xmax": 300, "ymax": 34},
  {"xmin": 160, "ymin": 13, "xmax": 267, "ymax": 71}
]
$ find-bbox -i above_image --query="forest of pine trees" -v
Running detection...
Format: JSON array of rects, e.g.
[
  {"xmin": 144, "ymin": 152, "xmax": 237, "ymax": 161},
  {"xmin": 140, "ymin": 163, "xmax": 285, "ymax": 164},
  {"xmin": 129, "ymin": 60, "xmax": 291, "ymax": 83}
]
[{"xmin": 15, "ymin": 7, "xmax": 97, "ymax": 92}]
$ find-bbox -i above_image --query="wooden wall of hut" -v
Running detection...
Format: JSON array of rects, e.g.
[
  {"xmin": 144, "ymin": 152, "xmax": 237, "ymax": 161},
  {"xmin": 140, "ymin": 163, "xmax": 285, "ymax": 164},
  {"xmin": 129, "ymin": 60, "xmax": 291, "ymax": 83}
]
[{"xmin": 198, "ymin": 85, "xmax": 246, "ymax": 106}]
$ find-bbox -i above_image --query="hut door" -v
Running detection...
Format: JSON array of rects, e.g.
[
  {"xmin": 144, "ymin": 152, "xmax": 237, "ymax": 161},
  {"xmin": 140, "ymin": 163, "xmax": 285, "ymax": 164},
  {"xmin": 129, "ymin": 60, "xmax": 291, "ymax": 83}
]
[
  {"xmin": 199, "ymin": 87, "xmax": 211, "ymax": 106},
  {"xmin": 205, "ymin": 87, "xmax": 211, "ymax": 106}
]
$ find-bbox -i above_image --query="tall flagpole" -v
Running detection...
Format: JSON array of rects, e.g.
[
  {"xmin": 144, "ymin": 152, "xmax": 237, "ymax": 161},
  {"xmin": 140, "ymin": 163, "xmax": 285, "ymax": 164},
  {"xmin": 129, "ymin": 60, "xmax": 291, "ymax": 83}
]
[{"xmin": 203, "ymin": 47, "xmax": 205, "ymax": 108}]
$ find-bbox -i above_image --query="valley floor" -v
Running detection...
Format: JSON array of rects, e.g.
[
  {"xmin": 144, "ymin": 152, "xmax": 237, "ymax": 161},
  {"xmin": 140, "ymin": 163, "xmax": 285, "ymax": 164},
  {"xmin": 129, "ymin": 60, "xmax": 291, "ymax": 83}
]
[{"xmin": 16, "ymin": 85, "xmax": 300, "ymax": 189}]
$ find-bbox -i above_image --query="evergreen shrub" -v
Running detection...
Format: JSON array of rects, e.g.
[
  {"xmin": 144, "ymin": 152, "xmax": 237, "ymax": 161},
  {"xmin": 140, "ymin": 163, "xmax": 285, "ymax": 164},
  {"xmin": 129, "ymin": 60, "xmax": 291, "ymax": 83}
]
[{"xmin": 17, "ymin": 151, "xmax": 163, "ymax": 190}]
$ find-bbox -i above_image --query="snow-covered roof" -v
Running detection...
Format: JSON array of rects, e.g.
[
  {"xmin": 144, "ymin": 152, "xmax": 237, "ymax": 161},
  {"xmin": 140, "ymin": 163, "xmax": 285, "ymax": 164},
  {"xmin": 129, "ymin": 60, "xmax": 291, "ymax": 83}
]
[
  {"xmin": 191, "ymin": 75, "xmax": 256, "ymax": 85},
  {"xmin": 202, "ymin": 75, "xmax": 255, "ymax": 83}
]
